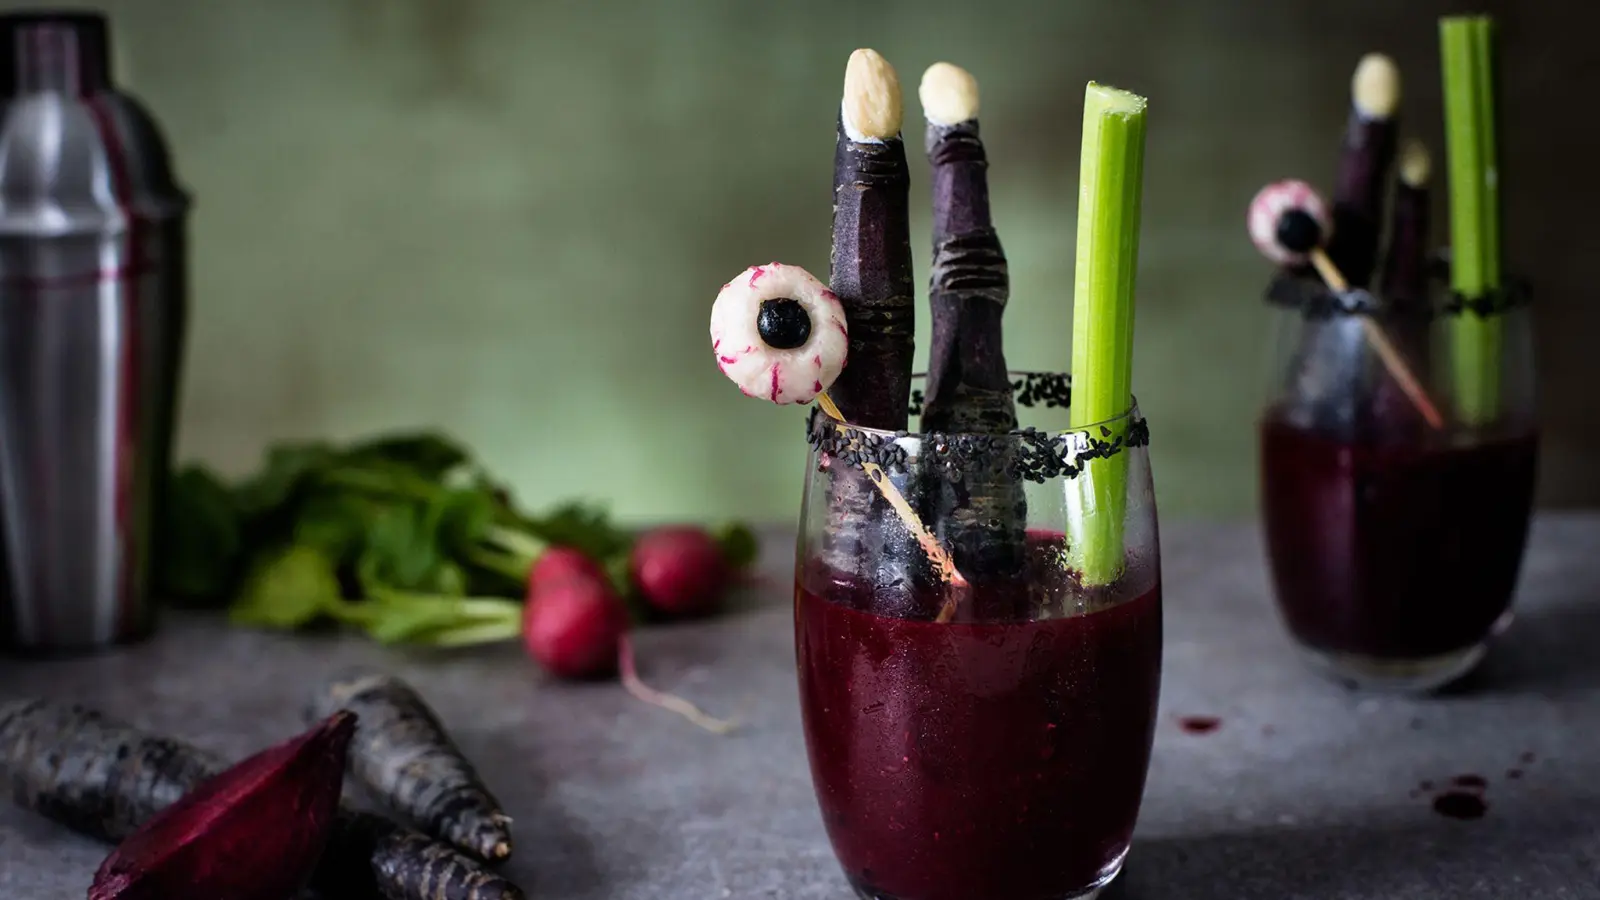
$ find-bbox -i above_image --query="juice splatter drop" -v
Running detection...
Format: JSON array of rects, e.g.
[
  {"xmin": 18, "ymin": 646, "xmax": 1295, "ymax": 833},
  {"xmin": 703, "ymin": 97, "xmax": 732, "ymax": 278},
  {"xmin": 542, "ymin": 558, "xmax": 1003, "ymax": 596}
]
[
  {"xmin": 1177, "ymin": 715, "xmax": 1221, "ymax": 735},
  {"xmin": 1432, "ymin": 792, "xmax": 1487, "ymax": 820}
]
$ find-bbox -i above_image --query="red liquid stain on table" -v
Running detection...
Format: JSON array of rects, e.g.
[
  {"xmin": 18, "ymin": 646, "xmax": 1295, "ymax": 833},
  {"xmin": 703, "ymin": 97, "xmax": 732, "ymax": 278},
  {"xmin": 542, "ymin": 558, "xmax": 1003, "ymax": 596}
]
[
  {"xmin": 1177, "ymin": 715, "xmax": 1222, "ymax": 735},
  {"xmin": 1432, "ymin": 792, "xmax": 1488, "ymax": 820}
]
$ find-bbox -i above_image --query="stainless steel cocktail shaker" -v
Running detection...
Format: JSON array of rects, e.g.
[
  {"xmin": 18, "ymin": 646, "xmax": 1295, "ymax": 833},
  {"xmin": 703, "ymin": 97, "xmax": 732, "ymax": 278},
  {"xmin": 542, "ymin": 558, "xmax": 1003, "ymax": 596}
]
[{"xmin": 0, "ymin": 10, "xmax": 190, "ymax": 651}]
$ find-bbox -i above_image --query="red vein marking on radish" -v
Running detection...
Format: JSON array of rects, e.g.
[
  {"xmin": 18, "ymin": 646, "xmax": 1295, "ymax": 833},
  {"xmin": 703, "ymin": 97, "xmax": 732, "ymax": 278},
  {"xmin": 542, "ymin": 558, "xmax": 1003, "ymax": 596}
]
[
  {"xmin": 748, "ymin": 266, "xmax": 766, "ymax": 287},
  {"xmin": 619, "ymin": 635, "xmax": 736, "ymax": 735},
  {"xmin": 813, "ymin": 380, "xmax": 823, "ymax": 394},
  {"xmin": 713, "ymin": 338, "xmax": 721, "ymax": 350},
  {"xmin": 813, "ymin": 353, "xmax": 823, "ymax": 367},
  {"xmin": 719, "ymin": 355, "xmax": 738, "ymax": 365}
]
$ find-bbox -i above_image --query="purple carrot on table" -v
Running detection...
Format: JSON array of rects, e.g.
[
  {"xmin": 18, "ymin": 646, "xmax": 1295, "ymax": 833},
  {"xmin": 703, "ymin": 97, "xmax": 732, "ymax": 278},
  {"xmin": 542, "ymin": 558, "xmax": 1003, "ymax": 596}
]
[
  {"xmin": 0, "ymin": 699, "xmax": 524, "ymax": 900},
  {"xmin": 1326, "ymin": 53, "xmax": 1400, "ymax": 288},
  {"xmin": 308, "ymin": 670, "xmax": 513, "ymax": 864}
]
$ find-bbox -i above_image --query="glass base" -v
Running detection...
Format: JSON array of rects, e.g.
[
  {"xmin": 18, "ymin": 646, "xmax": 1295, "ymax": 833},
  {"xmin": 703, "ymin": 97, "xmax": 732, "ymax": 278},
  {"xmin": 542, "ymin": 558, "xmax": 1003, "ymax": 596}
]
[
  {"xmin": 847, "ymin": 846, "xmax": 1127, "ymax": 900},
  {"xmin": 1295, "ymin": 641, "xmax": 1489, "ymax": 693}
]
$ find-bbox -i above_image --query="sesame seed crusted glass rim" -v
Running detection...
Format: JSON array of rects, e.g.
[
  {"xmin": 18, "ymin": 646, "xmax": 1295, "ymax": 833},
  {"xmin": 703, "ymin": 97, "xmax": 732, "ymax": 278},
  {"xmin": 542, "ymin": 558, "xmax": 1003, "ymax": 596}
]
[
  {"xmin": 1265, "ymin": 269, "xmax": 1532, "ymax": 321},
  {"xmin": 806, "ymin": 371, "xmax": 1150, "ymax": 485}
]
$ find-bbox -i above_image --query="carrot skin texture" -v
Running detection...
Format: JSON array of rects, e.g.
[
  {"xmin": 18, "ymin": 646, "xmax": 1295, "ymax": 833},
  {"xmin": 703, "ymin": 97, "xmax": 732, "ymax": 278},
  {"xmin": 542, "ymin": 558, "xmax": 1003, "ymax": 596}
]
[
  {"xmin": 309, "ymin": 670, "xmax": 512, "ymax": 862},
  {"xmin": 0, "ymin": 699, "xmax": 524, "ymax": 900}
]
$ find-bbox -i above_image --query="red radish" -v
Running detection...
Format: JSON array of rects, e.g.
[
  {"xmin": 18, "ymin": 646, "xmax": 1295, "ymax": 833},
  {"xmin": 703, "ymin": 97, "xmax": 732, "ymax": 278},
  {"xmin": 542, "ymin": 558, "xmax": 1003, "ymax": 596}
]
[
  {"xmin": 522, "ymin": 577, "xmax": 629, "ymax": 679},
  {"xmin": 630, "ymin": 525, "xmax": 730, "ymax": 618},
  {"xmin": 528, "ymin": 546, "xmax": 608, "ymax": 591}
]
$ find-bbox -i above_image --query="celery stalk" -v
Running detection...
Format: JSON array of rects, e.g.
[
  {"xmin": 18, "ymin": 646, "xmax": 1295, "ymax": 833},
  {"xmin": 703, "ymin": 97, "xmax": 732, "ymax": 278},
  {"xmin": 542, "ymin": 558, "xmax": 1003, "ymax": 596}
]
[
  {"xmin": 1441, "ymin": 15, "xmax": 1503, "ymax": 425},
  {"xmin": 1067, "ymin": 83, "xmax": 1147, "ymax": 586}
]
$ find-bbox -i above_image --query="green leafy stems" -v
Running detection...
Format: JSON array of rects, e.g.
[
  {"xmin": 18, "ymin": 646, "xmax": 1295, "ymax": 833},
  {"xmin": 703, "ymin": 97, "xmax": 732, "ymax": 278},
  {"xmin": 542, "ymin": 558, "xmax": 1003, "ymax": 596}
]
[
  {"xmin": 158, "ymin": 432, "xmax": 755, "ymax": 647},
  {"xmin": 1440, "ymin": 15, "xmax": 1504, "ymax": 426},
  {"xmin": 1067, "ymin": 83, "xmax": 1148, "ymax": 588}
]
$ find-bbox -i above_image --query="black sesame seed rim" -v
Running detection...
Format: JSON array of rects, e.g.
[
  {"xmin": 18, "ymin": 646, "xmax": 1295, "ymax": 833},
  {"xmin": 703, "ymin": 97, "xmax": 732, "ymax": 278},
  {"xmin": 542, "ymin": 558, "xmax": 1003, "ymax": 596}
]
[
  {"xmin": 1441, "ymin": 278, "xmax": 1532, "ymax": 318},
  {"xmin": 908, "ymin": 370, "xmax": 1072, "ymax": 417},
  {"xmin": 1264, "ymin": 269, "xmax": 1532, "ymax": 322},
  {"xmin": 806, "ymin": 371, "xmax": 1150, "ymax": 485}
]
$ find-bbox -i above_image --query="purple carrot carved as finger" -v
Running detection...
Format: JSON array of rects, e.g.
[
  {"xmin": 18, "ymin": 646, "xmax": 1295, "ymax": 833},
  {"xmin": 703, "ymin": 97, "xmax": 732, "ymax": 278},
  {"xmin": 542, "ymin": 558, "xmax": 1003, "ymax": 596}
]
[
  {"xmin": 917, "ymin": 61, "xmax": 1027, "ymax": 590},
  {"xmin": 1374, "ymin": 138, "xmax": 1435, "ymax": 429},
  {"xmin": 920, "ymin": 61, "xmax": 1015, "ymax": 436},
  {"xmin": 828, "ymin": 48, "xmax": 916, "ymax": 431},
  {"xmin": 1326, "ymin": 53, "xmax": 1400, "ymax": 288},
  {"xmin": 820, "ymin": 49, "xmax": 917, "ymax": 589},
  {"xmin": 1380, "ymin": 139, "xmax": 1433, "ymax": 316}
]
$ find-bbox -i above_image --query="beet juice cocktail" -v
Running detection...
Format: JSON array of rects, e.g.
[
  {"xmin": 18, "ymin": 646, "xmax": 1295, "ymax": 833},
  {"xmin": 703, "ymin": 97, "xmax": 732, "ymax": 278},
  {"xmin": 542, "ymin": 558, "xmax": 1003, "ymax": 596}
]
[
  {"xmin": 795, "ymin": 391, "xmax": 1161, "ymax": 900},
  {"xmin": 1248, "ymin": 27, "xmax": 1537, "ymax": 692},
  {"xmin": 710, "ymin": 50, "xmax": 1159, "ymax": 900}
]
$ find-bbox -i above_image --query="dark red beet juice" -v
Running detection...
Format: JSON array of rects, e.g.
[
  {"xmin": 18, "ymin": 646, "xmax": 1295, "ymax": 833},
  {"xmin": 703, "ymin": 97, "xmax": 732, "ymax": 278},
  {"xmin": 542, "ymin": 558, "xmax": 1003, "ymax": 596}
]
[
  {"xmin": 1260, "ymin": 415, "xmax": 1537, "ymax": 660},
  {"xmin": 795, "ymin": 537, "xmax": 1162, "ymax": 900}
]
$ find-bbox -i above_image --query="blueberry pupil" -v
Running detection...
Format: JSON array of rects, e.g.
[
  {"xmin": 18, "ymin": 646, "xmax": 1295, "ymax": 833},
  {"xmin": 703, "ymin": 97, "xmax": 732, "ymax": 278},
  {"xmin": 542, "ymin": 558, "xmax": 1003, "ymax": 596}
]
[
  {"xmin": 1276, "ymin": 209, "xmax": 1323, "ymax": 254},
  {"xmin": 757, "ymin": 298, "xmax": 812, "ymax": 350}
]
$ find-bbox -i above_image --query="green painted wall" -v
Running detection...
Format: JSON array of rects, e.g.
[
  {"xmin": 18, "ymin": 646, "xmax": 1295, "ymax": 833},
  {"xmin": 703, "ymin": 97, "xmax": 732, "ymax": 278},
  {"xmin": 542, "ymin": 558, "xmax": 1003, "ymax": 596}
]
[{"xmin": 18, "ymin": 0, "xmax": 1592, "ymax": 523}]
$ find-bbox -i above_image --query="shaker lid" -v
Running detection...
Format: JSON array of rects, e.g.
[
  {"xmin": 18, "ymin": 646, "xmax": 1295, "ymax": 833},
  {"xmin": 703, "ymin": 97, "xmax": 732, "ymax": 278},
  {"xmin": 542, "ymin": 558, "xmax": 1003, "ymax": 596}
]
[{"xmin": 0, "ymin": 9, "xmax": 112, "ymax": 98}]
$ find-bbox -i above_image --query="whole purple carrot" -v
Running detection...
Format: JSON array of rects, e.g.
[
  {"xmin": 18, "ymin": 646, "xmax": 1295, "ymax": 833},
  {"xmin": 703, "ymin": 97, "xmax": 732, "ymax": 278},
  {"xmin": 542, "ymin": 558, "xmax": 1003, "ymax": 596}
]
[
  {"xmin": 1326, "ymin": 53, "xmax": 1400, "ymax": 288},
  {"xmin": 917, "ymin": 61, "xmax": 1026, "ymax": 589},
  {"xmin": 308, "ymin": 669, "xmax": 512, "ymax": 863}
]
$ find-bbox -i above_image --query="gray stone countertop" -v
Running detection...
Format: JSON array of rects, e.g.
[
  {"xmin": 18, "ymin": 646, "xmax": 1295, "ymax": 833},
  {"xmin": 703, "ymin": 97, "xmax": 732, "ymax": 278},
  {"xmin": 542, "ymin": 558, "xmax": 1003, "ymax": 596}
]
[{"xmin": 3, "ymin": 516, "xmax": 1599, "ymax": 899}]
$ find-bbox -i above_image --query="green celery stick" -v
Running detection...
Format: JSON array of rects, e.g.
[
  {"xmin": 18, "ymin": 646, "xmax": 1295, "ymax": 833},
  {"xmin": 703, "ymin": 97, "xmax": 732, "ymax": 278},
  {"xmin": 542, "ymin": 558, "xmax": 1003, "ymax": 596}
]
[
  {"xmin": 1441, "ymin": 15, "xmax": 1504, "ymax": 425},
  {"xmin": 1067, "ymin": 82, "xmax": 1147, "ymax": 587}
]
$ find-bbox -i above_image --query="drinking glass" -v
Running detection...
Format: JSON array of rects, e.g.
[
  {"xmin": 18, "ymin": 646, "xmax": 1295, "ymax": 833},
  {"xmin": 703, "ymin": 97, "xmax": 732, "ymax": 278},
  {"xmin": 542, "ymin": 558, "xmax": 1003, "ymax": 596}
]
[
  {"xmin": 1258, "ymin": 273, "xmax": 1538, "ymax": 691},
  {"xmin": 795, "ymin": 372, "xmax": 1162, "ymax": 900}
]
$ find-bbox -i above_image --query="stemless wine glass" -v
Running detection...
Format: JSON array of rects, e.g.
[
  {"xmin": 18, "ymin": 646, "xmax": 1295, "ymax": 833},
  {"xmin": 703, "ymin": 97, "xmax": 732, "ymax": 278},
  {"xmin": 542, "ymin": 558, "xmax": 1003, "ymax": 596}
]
[
  {"xmin": 1258, "ymin": 273, "xmax": 1538, "ymax": 692},
  {"xmin": 794, "ymin": 372, "xmax": 1162, "ymax": 900}
]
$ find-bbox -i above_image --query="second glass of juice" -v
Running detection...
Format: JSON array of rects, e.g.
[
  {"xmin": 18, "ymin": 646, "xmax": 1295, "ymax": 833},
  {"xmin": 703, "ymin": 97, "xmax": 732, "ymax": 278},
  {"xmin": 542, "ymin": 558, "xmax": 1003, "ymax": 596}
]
[
  {"xmin": 1259, "ymin": 278, "xmax": 1537, "ymax": 691},
  {"xmin": 795, "ymin": 373, "xmax": 1161, "ymax": 900}
]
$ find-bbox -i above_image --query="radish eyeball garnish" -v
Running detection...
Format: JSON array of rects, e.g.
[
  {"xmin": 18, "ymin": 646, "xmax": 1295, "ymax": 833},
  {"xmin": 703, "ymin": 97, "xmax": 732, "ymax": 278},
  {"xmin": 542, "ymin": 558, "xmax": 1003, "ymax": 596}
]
[
  {"xmin": 1247, "ymin": 179, "xmax": 1333, "ymax": 266},
  {"xmin": 710, "ymin": 262, "xmax": 848, "ymax": 405}
]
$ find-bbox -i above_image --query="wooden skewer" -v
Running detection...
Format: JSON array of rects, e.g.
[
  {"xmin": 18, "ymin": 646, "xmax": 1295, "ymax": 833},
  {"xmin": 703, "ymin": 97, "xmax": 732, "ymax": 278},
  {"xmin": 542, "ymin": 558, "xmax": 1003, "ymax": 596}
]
[
  {"xmin": 1308, "ymin": 247, "xmax": 1445, "ymax": 430},
  {"xmin": 816, "ymin": 392, "xmax": 968, "ymax": 606}
]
